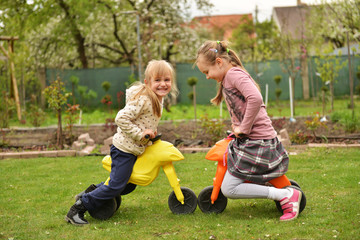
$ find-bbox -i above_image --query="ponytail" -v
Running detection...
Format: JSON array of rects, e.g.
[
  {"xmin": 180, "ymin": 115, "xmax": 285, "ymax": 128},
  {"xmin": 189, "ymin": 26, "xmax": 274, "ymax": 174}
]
[{"xmin": 195, "ymin": 40, "xmax": 260, "ymax": 106}]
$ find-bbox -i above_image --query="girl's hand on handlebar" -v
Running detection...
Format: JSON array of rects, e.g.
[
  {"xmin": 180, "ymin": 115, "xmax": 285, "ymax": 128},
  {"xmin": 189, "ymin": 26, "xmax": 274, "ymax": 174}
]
[
  {"xmin": 142, "ymin": 129, "xmax": 155, "ymax": 140},
  {"xmin": 232, "ymin": 125, "xmax": 243, "ymax": 138}
]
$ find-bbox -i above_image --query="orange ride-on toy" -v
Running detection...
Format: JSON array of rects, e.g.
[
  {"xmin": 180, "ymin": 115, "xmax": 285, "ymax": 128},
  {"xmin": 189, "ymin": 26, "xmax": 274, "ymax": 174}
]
[
  {"xmin": 197, "ymin": 134, "xmax": 307, "ymax": 214},
  {"xmin": 83, "ymin": 135, "xmax": 197, "ymax": 220}
]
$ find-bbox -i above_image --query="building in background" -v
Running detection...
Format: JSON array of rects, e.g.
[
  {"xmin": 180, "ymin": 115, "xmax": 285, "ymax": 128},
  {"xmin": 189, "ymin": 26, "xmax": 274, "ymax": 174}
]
[{"xmin": 190, "ymin": 14, "xmax": 253, "ymax": 40}]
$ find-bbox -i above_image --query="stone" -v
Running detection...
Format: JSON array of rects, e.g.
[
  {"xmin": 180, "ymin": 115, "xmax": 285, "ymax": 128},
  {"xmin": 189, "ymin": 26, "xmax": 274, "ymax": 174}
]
[
  {"xmin": 81, "ymin": 145, "xmax": 96, "ymax": 155},
  {"xmin": 72, "ymin": 141, "xmax": 86, "ymax": 151},
  {"xmin": 78, "ymin": 133, "xmax": 90, "ymax": 142},
  {"xmin": 21, "ymin": 151, "xmax": 40, "ymax": 158},
  {"xmin": 1, "ymin": 152, "xmax": 22, "ymax": 159},
  {"xmin": 100, "ymin": 145, "xmax": 110, "ymax": 155},
  {"xmin": 103, "ymin": 136, "xmax": 113, "ymax": 146},
  {"xmin": 86, "ymin": 138, "xmax": 95, "ymax": 146},
  {"xmin": 279, "ymin": 129, "xmax": 290, "ymax": 141},
  {"xmin": 40, "ymin": 151, "xmax": 58, "ymax": 157},
  {"xmin": 57, "ymin": 150, "xmax": 77, "ymax": 157}
]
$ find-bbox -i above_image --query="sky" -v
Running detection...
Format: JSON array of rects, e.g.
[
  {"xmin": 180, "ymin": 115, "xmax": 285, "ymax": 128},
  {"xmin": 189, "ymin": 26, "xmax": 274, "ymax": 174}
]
[{"xmin": 190, "ymin": 0, "xmax": 325, "ymax": 22}]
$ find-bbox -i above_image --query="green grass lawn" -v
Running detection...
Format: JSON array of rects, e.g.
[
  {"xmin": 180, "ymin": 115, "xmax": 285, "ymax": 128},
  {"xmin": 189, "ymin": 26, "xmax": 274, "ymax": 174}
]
[
  {"xmin": 1, "ymin": 147, "xmax": 359, "ymax": 239},
  {"xmin": 8, "ymin": 98, "xmax": 360, "ymax": 128}
]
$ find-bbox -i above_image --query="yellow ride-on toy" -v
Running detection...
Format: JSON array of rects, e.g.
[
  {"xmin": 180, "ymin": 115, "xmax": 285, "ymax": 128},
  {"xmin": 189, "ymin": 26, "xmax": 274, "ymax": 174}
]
[{"xmin": 82, "ymin": 135, "xmax": 197, "ymax": 220}]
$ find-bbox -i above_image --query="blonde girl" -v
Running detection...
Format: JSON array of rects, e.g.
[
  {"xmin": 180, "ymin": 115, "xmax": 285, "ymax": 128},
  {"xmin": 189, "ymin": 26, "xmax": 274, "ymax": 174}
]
[{"xmin": 65, "ymin": 60, "xmax": 177, "ymax": 225}]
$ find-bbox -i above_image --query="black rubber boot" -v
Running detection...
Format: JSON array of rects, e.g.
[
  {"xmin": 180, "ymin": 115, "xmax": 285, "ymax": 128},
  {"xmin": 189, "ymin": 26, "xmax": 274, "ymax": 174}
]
[
  {"xmin": 65, "ymin": 199, "xmax": 89, "ymax": 226},
  {"xmin": 74, "ymin": 184, "xmax": 97, "ymax": 202}
]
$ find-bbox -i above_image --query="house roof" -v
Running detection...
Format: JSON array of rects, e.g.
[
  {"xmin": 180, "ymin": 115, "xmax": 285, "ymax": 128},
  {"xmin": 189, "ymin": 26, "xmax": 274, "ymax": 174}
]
[
  {"xmin": 190, "ymin": 14, "xmax": 253, "ymax": 40},
  {"xmin": 272, "ymin": 5, "xmax": 313, "ymax": 40}
]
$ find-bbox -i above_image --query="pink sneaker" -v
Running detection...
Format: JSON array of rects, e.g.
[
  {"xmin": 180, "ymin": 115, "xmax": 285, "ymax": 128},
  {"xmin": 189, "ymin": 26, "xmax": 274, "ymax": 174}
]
[{"xmin": 279, "ymin": 188, "xmax": 302, "ymax": 221}]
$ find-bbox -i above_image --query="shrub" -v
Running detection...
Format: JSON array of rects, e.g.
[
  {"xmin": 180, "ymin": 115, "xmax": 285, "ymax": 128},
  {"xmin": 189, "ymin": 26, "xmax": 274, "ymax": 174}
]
[
  {"xmin": 27, "ymin": 104, "xmax": 46, "ymax": 127},
  {"xmin": 64, "ymin": 104, "xmax": 80, "ymax": 143},
  {"xmin": 272, "ymin": 117, "xmax": 286, "ymax": 131},
  {"xmin": 305, "ymin": 113, "xmax": 327, "ymax": 139},
  {"xmin": 290, "ymin": 130, "xmax": 310, "ymax": 144},
  {"xmin": 0, "ymin": 91, "xmax": 15, "ymax": 128},
  {"xmin": 342, "ymin": 115, "xmax": 359, "ymax": 133},
  {"xmin": 200, "ymin": 114, "xmax": 226, "ymax": 144}
]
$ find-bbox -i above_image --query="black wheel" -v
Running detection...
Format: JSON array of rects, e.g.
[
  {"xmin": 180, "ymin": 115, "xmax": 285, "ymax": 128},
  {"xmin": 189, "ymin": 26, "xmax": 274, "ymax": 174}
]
[
  {"xmin": 168, "ymin": 187, "xmax": 197, "ymax": 214},
  {"xmin": 197, "ymin": 186, "xmax": 228, "ymax": 214},
  {"xmin": 115, "ymin": 195, "xmax": 121, "ymax": 211},
  {"xmin": 88, "ymin": 198, "xmax": 117, "ymax": 220},
  {"xmin": 289, "ymin": 179, "xmax": 301, "ymax": 188},
  {"xmin": 121, "ymin": 183, "xmax": 137, "ymax": 196},
  {"xmin": 275, "ymin": 185, "xmax": 306, "ymax": 214}
]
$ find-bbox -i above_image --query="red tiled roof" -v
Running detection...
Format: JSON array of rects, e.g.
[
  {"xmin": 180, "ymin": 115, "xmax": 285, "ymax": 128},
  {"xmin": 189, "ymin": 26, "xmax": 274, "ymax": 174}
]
[{"xmin": 190, "ymin": 14, "xmax": 253, "ymax": 40}]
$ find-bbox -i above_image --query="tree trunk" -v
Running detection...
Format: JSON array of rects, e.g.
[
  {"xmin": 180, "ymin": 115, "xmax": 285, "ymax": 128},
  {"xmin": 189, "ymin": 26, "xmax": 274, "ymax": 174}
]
[
  {"xmin": 301, "ymin": 55, "xmax": 310, "ymax": 100},
  {"xmin": 57, "ymin": 0, "xmax": 88, "ymax": 69},
  {"xmin": 193, "ymin": 85, "xmax": 197, "ymax": 124},
  {"xmin": 330, "ymin": 80, "xmax": 334, "ymax": 111},
  {"xmin": 322, "ymin": 90, "xmax": 326, "ymax": 117},
  {"xmin": 57, "ymin": 109, "xmax": 63, "ymax": 148},
  {"xmin": 347, "ymin": 31, "xmax": 354, "ymax": 117}
]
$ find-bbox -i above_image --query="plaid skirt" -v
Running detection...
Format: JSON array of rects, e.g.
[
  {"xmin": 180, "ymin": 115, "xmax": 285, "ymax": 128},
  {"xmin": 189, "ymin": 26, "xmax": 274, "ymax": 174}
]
[{"xmin": 227, "ymin": 137, "xmax": 289, "ymax": 184}]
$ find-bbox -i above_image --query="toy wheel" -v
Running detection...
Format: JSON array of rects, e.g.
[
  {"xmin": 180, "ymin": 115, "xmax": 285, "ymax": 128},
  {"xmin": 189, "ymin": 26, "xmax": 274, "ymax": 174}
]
[
  {"xmin": 115, "ymin": 195, "xmax": 121, "ymax": 211},
  {"xmin": 275, "ymin": 185, "xmax": 306, "ymax": 214},
  {"xmin": 198, "ymin": 186, "xmax": 228, "ymax": 214},
  {"xmin": 289, "ymin": 179, "xmax": 301, "ymax": 188},
  {"xmin": 88, "ymin": 198, "xmax": 117, "ymax": 220},
  {"xmin": 168, "ymin": 187, "xmax": 197, "ymax": 214}
]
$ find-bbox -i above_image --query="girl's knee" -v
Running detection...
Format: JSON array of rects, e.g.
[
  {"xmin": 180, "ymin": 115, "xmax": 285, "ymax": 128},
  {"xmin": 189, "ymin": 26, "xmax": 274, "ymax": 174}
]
[{"xmin": 221, "ymin": 185, "xmax": 233, "ymax": 198}]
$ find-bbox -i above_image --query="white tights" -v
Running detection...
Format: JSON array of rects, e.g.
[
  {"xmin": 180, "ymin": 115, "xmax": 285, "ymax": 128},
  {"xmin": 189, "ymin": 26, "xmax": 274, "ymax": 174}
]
[{"xmin": 221, "ymin": 171, "xmax": 292, "ymax": 201}]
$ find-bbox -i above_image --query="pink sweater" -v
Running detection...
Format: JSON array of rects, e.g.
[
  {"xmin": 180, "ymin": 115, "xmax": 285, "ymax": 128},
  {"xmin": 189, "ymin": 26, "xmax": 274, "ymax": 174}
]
[{"xmin": 222, "ymin": 67, "xmax": 276, "ymax": 139}]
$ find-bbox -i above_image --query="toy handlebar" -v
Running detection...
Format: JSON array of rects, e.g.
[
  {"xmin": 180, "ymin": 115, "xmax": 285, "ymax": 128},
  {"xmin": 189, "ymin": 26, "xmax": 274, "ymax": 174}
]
[
  {"xmin": 226, "ymin": 131, "xmax": 247, "ymax": 140},
  {"xmin": 145, "ymin": 134, "xmax": 162, "ymax": 142}
]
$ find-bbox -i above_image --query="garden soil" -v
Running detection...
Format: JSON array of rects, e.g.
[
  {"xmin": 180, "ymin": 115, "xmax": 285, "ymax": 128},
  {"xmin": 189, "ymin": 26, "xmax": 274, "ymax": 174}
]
[
  {"xmin": 158, "ymin": 117, "xmax": 360, "ymax": 147},
  {"xmin": 2, "ymin": 117, "xmax": 359, "ymax": 153}
]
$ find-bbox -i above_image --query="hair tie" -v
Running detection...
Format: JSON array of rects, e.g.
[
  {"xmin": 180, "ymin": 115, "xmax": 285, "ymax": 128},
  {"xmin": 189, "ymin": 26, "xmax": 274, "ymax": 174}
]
[
  {"xmin": 216, "ymin": 40, "xmax": 230, "ymax": 53},
  {"xmin": 209, "ymin": 48, "xmax": 218, "ymax": 53}
]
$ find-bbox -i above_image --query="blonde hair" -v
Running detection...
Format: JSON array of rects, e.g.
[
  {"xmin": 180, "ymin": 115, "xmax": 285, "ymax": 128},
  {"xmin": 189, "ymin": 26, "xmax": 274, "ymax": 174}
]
[
  {"xmin": 131, "ymin": 60, "xmax": 178, "ymax": 117},
  {"xmin": 195, "ymin": 40, "xmax": 259, "ymax": 105}
]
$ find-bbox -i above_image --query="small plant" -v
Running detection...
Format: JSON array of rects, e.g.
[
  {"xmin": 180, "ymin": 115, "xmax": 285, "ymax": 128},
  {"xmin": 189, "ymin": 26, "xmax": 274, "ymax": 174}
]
[
  {"xmin": 101, "ymin": 81, "xmax": 112, "ymax": 113},
  {"xmin": 187, "ymin": 77, "xmax": 198, "ymax": 122},
  {"xmin": 341, "ymin": 114, "xmax": 359, "ymax": 133},
  {"xmin": 304, "ymin": 112, "xmax": 327, "ymax": 139},
  {"xmin": 70, "ymin": 75, "xmax": 79, "ymax": 105},
  {"xmin": 355, "ymin": 70, "xmax": 360, "ymax": 98},
  {"xmin": 26, "ymin": 94, "xmax": 46, "ymax": 127},
  {"xmin": 124, "ymin": 74, "xmax": 137, "ymax": 88},
  {"xmin": 101, "ymin": 94, "xmax": 113, "ymax": 113},
  {"xmin": 64, "ymin": 104, "xmax": 80, "ymax": 143},
  {"xmin": 0, "ymin": 128, "xmax": 10, "ymax": 148},
  {"xmin": 290, "ymin": 130, "xmax": 310, "ymax": 144},
  {"xmin": 272, "ymin": 117, "xmax": 286, "ymax": 131},
  {"xmin": 0, "ymin": 91, "xmax": 15, "ymax": 128},
  {"xmin": 200, "ymin": 114, "xmax": 225, "ymax": 145},
  {"xmin": 330, "ymin": 111, "xmax": 342, "ymax": 123},
  {"xmin": 27, "ymin": 104, "xmax": 46, "ymax": 127},
  {"xmin": 187, "ymin": 92, "xmax": 194, "ymax": 100},
  {"xmin": 117, "ymin": 91, "xmax": 124, "ymax": 109},
  {"xmin": 102, "ymin": 81, "xmax": 111, "ymax": 92},
  {"xmin": 43, "ymin": 76, "xmax": 71, "ymax": 148},
  {"xmin": 320, "ymin": 86, "xmax": 329, "ymax": 116},
  {"xmin": 273, "ymin": 75, "xmax": 282, "ymax": 103},
  {"xmin": 78, "ymin": 86, "xmax": 97, "ymax": 109},
  {"xmin": 104, "ymin": 117, "xmax": 116, "ymax": 132}
]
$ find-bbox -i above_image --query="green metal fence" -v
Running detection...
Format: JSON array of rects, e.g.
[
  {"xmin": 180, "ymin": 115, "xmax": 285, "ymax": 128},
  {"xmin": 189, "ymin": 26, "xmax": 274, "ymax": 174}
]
[{"xmin": 46, "ymin": 56, "xmax": 360, "ymax": 107}]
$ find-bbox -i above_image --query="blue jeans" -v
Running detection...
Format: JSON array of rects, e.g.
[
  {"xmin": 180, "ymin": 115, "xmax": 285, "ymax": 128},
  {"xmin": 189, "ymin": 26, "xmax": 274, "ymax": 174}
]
[{"xmin": 81, "ymin": 145, "xmax": 137, "ymax": 211}]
